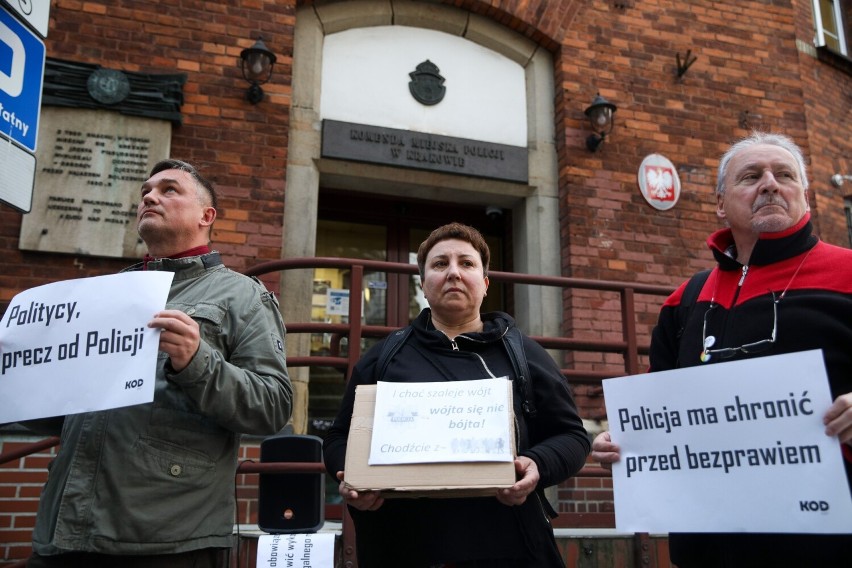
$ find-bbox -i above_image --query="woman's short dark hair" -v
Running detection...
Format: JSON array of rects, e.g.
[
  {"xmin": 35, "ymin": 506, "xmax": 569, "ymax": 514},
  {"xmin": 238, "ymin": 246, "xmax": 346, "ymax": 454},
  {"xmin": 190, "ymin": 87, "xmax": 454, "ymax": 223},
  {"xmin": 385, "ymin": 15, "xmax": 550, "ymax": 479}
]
[
  {"xmin": 417, "ymin": 222, "xmax": 490, "ymax": 277},
  {"xmin": 148, "ymin": 159, "xmax": 218, "ymax": 210}
]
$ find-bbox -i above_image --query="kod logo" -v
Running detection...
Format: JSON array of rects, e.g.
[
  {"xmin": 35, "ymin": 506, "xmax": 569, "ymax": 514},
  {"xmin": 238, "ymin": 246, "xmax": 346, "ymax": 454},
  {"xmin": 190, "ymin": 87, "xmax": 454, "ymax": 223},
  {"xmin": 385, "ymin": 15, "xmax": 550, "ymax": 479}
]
[
  {"xmin": 125, "ymin": 379, "xmax": 144, "ymax": 390},
  {"xmin": 799, "ymin": 500, "xmax": 829, "ymax": 512}
]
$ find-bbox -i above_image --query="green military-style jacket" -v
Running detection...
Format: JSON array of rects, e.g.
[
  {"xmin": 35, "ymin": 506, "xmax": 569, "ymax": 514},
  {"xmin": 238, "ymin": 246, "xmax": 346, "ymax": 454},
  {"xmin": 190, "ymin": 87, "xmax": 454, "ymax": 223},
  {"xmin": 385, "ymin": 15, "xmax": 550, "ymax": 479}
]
[{"xmin": 31, "ymin": 252, "xmax": 292, "ymax": 555}]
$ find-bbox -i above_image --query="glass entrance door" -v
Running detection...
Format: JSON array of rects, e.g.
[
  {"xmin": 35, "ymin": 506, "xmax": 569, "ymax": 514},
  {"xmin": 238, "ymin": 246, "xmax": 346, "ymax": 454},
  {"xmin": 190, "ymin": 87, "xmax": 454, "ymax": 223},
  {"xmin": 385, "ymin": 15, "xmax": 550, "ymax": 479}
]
[{"xmin": 308, "ymin": 189, "xmax": 509, "ymax": 439}]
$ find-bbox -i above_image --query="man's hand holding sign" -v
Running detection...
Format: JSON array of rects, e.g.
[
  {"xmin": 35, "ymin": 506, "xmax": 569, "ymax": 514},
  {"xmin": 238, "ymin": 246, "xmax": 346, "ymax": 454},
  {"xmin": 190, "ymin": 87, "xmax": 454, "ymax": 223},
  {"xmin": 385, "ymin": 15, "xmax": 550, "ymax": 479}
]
[
  {"xmin": 823, "ymin": 392, "xmax": 852, "ymax": 446},
  {"xmin": 147, "ymin": 308, "xmax": 203, "ymax": 372}
]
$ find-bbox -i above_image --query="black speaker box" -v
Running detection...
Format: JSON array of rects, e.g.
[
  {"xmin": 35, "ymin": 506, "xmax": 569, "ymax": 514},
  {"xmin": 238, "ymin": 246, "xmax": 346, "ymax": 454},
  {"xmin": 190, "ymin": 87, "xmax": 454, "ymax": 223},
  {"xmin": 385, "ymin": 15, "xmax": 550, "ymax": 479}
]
[{"xmin": 258, "ymin": 434, "xmax": 325, "ymax": 533}]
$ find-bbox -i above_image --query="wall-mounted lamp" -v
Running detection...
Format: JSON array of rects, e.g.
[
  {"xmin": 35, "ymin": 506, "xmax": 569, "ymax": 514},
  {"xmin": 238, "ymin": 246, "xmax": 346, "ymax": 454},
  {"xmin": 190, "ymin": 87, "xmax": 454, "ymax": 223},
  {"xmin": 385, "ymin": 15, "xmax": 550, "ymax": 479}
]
[
  {"xmin": 240, "ymin": 37, "xmax": 277, "ymax": 105},
  {"xmin": 584, "ymin": 93, "xmax": 617, "ymax": 152},
  {"xmin": 831, "ymin": 174, "xmax": 852, "ymax": 188}
]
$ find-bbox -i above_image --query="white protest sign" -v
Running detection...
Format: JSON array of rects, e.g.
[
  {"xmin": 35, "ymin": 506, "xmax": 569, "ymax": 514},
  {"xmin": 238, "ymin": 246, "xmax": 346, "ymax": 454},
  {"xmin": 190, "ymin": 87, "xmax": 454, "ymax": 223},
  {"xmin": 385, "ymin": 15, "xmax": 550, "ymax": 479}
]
[
  {"xmin": 369, "ymin": 378, "xmax": 513, "ymax": 465},
  {"xmin": 256, "ymin": 533, "xmax": 335, "ymax": 568},
  {"xmin": 0, "ymin": 272, "xmax": 174, "ymax": 423},
  {"xmin": 603, "ymin": 350, "xmax": 852, "ymax": 533}
]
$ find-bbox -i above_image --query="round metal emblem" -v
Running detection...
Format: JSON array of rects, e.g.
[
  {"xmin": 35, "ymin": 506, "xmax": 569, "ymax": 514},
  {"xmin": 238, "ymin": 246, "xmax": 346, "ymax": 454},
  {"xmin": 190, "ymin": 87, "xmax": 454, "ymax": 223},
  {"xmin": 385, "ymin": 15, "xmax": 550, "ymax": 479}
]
[
  {"xmin": 637, "ymin": 154, "xmax": 681, "ymax": 211},
  {"xmin": 87, "ymin": 68, "xmax": 131, "ymax": 105}
]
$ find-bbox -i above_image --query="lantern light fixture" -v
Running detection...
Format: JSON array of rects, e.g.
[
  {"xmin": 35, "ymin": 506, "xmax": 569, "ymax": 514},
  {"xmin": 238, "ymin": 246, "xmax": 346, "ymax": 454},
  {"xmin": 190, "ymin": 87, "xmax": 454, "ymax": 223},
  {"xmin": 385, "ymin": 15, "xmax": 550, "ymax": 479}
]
[
  {"xmin": 584, "ymin": 93, "xmax": 618, "ymax": 152},
  {"xmin": 240, "ymin": 37, "xmax": 277, "ymax": 105}
]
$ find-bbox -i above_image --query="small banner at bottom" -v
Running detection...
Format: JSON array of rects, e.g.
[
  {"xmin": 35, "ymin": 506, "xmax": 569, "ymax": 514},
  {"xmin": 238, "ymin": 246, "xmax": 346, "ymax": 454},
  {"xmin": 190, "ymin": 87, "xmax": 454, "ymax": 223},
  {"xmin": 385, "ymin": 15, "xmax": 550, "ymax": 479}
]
[{"xmin": 256, "ymin": 533, "xmax": 335, "ymax": 568}]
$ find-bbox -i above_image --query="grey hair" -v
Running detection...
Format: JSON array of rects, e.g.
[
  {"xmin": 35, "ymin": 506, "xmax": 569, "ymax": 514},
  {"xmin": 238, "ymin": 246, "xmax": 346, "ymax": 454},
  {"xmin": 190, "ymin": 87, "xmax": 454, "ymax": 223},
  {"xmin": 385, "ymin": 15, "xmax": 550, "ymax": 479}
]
[{"xmin": 715, "ymin": 132, "xmax": 809, "ymax": 196}]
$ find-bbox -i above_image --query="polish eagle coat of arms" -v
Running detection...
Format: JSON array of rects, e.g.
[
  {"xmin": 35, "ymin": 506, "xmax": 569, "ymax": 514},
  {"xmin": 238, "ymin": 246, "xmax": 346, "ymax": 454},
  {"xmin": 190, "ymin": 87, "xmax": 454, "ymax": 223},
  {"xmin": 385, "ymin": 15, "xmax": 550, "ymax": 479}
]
[{"xmin": 638, "ymin": 154, "xmax": 681, "ymax": 211}]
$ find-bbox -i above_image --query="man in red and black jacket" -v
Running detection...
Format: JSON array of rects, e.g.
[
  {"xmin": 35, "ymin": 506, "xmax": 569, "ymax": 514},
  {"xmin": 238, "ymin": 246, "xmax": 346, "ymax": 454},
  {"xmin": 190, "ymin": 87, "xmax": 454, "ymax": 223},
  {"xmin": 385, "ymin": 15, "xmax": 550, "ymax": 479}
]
[{"xmin": 592, "ymin": 132, "xmax": 852, "ymax": 567}]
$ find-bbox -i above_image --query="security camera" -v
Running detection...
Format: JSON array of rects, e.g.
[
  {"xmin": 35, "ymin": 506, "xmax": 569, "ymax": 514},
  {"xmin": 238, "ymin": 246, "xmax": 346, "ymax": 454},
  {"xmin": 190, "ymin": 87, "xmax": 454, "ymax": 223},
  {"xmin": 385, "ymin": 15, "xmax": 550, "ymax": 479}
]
[{"xmin": 485, "ymin": 205, "xmax": 503, "ymax": 221}]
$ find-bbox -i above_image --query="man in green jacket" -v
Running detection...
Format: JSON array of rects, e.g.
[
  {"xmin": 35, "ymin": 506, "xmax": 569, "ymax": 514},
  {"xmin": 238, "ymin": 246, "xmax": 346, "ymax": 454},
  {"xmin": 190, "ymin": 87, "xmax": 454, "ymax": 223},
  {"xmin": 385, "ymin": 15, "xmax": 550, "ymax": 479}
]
[{"xmin": 26, "ymin": 160, "xmax": 292, "ymax": 568}]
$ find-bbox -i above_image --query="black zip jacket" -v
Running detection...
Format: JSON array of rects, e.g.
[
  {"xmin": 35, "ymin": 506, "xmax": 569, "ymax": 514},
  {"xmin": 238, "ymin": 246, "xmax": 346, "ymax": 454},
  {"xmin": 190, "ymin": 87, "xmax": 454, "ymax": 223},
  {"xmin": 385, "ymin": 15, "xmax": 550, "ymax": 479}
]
[
  {"xmin": 324, "ymin": 309, "xmax": 590, "ymax": 567},
  {"xmin": 650, "ymin": 214, "xmax": 852, "ymax": 567}
]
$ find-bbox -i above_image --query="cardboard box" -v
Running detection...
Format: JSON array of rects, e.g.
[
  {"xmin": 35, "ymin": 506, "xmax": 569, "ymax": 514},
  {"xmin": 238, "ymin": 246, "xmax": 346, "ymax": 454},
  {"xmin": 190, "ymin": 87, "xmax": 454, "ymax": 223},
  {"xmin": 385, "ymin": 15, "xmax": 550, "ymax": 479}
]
[{"xmin": 343, "ymin": 383, "xmax": 517, "ymax": 498}]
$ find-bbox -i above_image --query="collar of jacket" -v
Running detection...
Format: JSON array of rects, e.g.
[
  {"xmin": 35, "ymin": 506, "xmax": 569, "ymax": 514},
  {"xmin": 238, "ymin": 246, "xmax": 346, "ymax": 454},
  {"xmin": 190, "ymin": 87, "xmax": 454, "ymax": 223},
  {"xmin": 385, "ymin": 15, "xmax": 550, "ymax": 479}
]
[
  {"xmin": 706, "ymin": 213, "xmax": 818, "ymax": 271},
  {"xmin": 411, "ymin": 308, "xmax": 514, "ymax": 348},
  {"xmin": 123, "ymin": 251, "xmax": 223, "ymax": 276}
]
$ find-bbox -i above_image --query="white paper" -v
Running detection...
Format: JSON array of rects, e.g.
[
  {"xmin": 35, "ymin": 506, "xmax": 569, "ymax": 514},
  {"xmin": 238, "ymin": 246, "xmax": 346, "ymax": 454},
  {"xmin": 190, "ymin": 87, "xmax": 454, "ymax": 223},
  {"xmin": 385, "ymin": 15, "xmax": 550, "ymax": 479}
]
[
  {"xmin": 256, "ymin": 533, "xmax": 335, "ymax": 568},
  {"xmin": 603, "ymin": 350, "xmax": 852, "ymax": 533},
  {"xmin": 369, "ymin": 378, "xmax": 513, "ymax": 465},
  {"xmin": 325, "ymin": 289, "xmax": 349, "ymax": 316},
  {"xmin": 0, "ymin": 272, "xmax": 174, "ymax": 423}
]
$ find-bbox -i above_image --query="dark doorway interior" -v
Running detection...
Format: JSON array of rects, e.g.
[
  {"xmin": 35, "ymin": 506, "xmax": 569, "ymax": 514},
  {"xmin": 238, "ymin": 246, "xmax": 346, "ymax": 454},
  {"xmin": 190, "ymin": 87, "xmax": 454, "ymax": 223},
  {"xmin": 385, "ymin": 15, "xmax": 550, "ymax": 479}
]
[{"xmin": 308, "ymin": 188, "xmax": 512, "ymax": 442}]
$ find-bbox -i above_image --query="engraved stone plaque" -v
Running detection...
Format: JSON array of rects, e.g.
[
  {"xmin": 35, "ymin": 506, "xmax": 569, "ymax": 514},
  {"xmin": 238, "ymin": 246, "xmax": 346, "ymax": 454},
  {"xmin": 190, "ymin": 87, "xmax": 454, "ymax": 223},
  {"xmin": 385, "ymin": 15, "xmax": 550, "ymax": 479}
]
[
  {"xmin": 321, "ymin": 120, "xmax": 528, "ymax": 183},
  {"xmin": 19, "ymin": 107, "xmax": 171, "ymax": 258}
]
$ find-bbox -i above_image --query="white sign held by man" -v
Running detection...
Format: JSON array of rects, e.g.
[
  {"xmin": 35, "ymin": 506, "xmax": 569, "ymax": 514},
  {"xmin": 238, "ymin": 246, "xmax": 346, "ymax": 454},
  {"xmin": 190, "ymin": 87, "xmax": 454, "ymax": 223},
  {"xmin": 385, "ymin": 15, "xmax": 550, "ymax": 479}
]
[
  {"xmin": 603, "ymin": 350, "xmax": 852, "ymax": 533},
  {"xmin": 0, "ymin": 272, "xmax": 174, "ymax": 423}
]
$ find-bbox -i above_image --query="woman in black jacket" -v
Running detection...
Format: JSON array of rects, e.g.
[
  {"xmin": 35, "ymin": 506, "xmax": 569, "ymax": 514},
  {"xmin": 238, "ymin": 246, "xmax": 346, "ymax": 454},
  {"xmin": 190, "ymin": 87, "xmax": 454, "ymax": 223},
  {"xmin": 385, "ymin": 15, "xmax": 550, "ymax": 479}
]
[{"xmin": 323, "ymin": 222, "xmax": 590, "ymax": 567}]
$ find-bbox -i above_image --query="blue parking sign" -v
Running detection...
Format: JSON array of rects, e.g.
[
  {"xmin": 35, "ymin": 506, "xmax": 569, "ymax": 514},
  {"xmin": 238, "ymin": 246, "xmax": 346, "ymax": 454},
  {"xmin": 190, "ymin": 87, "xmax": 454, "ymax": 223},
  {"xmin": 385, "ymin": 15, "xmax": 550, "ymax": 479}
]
[{"xmin": 0, "ymin": 7, "xmax": 45, "ymax": 152}]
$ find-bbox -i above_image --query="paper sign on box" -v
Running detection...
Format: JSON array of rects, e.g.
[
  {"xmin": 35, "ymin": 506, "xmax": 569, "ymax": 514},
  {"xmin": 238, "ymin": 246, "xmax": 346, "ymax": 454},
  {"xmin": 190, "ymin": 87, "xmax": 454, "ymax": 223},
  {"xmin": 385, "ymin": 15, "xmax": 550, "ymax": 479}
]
[{"xmin": 344, "ymin": 382, "xmax": 516, "ymax": 497}]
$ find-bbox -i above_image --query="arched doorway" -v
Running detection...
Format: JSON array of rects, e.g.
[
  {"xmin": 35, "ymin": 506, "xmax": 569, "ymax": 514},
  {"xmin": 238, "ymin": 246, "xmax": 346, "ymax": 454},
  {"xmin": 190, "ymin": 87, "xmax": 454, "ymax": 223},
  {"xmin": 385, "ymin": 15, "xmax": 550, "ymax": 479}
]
[{"xmin": 282, "ymin": 1, "xmax": 562, "ymax": 435}]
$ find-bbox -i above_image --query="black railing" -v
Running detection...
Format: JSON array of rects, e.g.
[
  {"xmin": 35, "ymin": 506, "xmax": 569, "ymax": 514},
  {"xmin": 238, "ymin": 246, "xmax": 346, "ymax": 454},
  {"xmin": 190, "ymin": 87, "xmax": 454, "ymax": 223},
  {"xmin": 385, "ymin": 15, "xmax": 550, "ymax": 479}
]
[
  {"xmin": 1, "ymin": 257, "xmax": 675, "ymax": 568},
  {"xmin": 244, "ymin": 257, "xmax": 674, "ymax": 567},
  {"xmin": 245, "ymin": 257, "xmax": 673, "ymax": 380}
]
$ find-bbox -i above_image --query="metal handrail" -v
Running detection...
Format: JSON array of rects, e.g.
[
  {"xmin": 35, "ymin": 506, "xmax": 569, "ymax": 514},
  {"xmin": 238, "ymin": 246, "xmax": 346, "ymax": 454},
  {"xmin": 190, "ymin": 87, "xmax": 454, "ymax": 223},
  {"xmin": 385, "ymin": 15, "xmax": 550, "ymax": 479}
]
[
  {"xmin": 244, "ymin": 255, "xmax": 675, "ymax": 478},
  {"xmin": 0, "ymin": 257, "xmax": 676, "ymax": 568},
  {"xmin": 237, "ymin": 461, "xmax": 326, "ymax": 474},
  {"xmin": 245, "ymin": 257, "xmax": 674, "ymax": 567},
  {"xmin": 0, "ymin": 436, "xmax": 60, "ymax": 465},
  {"xmin": 247, "ymin": 256, "xmax": 673, "ymax": 378}
]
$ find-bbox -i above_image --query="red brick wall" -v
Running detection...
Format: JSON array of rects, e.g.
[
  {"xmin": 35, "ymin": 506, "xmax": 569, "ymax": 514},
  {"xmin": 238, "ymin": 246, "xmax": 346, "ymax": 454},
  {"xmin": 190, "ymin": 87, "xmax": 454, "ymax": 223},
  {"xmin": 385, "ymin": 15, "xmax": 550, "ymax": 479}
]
[
  {"xmin": 1, "ymin": 2, "xmax": 297, "ymax": 563},
  {"xmin": 558, "ymin": 475, "xmax": 616, "ymax": 528},
  {"xmin": 558, "ymin": 0, "xmax": 811, "ymax": 374},
  {"xmin": 0, "ymin": 0, "xmax": 849, "ymax": 564},
  {"xmin": 793, "ymin": 0, "xmax": 852, "ymax": 248},
  {"xmin": 0, "ymin": 0, "xmax": 296, "ymax": 315},
  {"xmin": 2, "ymin": 0, "xmax": 845, "ymax": 412},
  {"xmin": 552, "ymin": 0, "xmax": 849, "ymax": 520},
  {"xmin": 0, "ymin": 438, "xmax": 55, "ymax": 565},
  {"xmin": 236, "ymin": 442, "xmax": 263, "ymax": 526}
]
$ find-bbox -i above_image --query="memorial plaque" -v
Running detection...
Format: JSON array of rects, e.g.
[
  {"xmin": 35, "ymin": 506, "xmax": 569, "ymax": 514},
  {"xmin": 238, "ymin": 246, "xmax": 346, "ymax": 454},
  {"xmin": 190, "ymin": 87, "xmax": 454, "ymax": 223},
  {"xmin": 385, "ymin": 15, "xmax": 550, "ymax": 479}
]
[
  {"xmin": 321, "ymin": 120, "xmax": 528, "ymax": 183},
  {"xmin": 19, "ymin": 107, "xmax": 171, "ymax": 258}
]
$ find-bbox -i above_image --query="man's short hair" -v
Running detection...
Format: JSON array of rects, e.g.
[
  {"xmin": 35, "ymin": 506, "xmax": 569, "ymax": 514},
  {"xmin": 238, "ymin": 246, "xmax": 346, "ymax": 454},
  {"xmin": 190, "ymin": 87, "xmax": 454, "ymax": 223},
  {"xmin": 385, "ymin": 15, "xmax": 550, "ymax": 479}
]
[
  {"xmin": 416, "ymin": 222, "xmax": 491, "ymax": 278},
  {"xmin": 148, "ymin": 159, "xmax": 218, "ymax": 210},
  {"xmin": 716, "ymin": 131, "xmax": 809, "ymax": 196}
]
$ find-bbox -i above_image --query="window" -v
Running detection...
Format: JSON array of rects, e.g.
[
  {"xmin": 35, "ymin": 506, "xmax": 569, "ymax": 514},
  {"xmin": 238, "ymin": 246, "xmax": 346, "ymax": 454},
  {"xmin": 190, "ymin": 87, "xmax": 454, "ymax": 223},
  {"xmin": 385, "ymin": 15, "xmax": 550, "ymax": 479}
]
[{"xmin": 814, "ymin": 0, "xmax": 851, "ymax": 56}]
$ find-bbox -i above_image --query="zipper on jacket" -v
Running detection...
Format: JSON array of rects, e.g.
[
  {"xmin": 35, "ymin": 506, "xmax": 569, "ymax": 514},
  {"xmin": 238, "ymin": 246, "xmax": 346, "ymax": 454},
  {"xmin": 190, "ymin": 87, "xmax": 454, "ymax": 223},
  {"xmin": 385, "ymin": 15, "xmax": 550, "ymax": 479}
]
[
  {"xmin": 738, "ymin": 265, "xmax": 749, "ymax": 286},
  {"xmin": 441, "ymin": 332, "xmax": 499, "ymax": 377},
  {"xmin": 721, "ymin": 264, "xmax": 748, "ymax": 348},
  {"xmin": 436, "ymin": 328, "xmax": 462, "ymax": 351}
]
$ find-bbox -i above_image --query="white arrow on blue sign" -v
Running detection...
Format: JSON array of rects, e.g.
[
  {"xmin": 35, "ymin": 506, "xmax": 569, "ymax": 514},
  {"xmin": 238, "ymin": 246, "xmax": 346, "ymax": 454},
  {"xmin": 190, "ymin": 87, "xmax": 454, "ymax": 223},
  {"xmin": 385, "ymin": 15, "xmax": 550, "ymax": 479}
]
[{"xmin": 0, "ymin": 6, "xmax": 44, "ymax": 152}]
